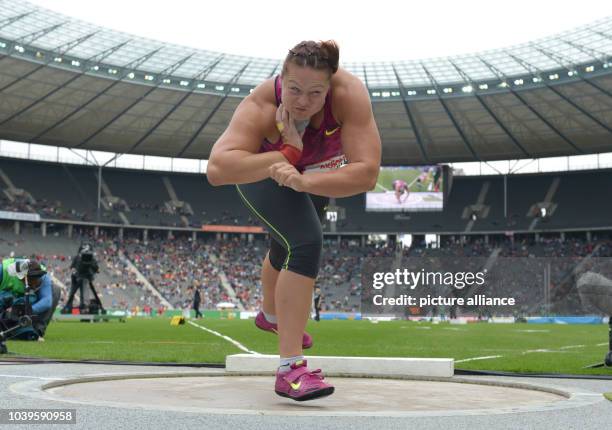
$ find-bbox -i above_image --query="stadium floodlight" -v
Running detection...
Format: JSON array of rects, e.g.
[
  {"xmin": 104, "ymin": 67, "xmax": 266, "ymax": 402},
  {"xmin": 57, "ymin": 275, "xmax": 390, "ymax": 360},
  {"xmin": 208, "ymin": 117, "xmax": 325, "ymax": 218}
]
[
  {"xmin": 215, "ymin": 85, "xmax": 224, "ymax": 91},
  {"xmin": 92, "ymin": 65, "xmax": 99, "ymax": 71},
  {"xmin": 603, "ymin": 63, "xmax": 610, "ymax": 69},
  {"xmin": 391, "ymin": 91, "xmax": 400, "ymax": 96},
  {"xmin": 461, "ymin": 85, "xmax": 473, "ymax": 93},
  {"xmin": 470, "ymin": 212, "xmax": 478, "ymax": 221},
  {"xmin": 382, "ymin": 91, "xmax": 390, "ymax": 97},
  {"xmin": 585, "ymin": 65, "xmax": 595, "ymax": 72},
  {"xmin": 71, "ymin": 60, "xmax": 80, "ymax": 67},
  {"xmin": 144, "ymin": 75, "xmax": 154, "ymax": 81},
  {"xmin": 498, "ymin": 82, "xmax": 508, "ymax": 88},
  {"xmin": 443, "ymin": 87, "xmax": 453, "ymax": 93},
  {"xmin": 407, "ymin": 90, "xmax": 417, "ymax": 95},
  {"xmin": 427, "ymin": 89, "xmax": 436, "ymax": 95},
  {"xmin": 532, "ymin": 77, "xmax": 542, "ymax": 83},
  {"xmin": 196, "ymin": 83, "xmax": 205, "ymax": 88},
  {"xmin": 514, "ymin": 79, "xmax": 523, "ymax": 85},
  {"xmin": 372, "ymin": 91, "xmax": 380, "ymax": 97},
  {"xmin": 163, "ymin": 78, "xmax": 171, "ymax": 84},
  {"xmin": 54, "ymin": 57, "xmax": 62, "ymax": 63},
  {"xmin": 478, "ymin": 84, "xmax": 488, "ymax": 90},
  {"xmin": 231, "ymin": 87, "xmax": 240, "ymax": 92},
  {"xmin": 549, "ymin": 73, "xmax": 559, "ymax": 80},
  {"xmin": 0, "ymin": 42, "xmax": 7, "ymax": 48},
  {"xmin": 14, "ymin": 45, "xmax": 24, "ymax": 53},
  {"xmin": 180, "ymin": 80, "xmax": 189, "ymax": 86},
  {"xmin": 127, "ymin": 72, "xmax": 135, "ymax": 79},
  {"xmin": 108, "ymin": 68, "xmax": 118, "ymax": 75}
]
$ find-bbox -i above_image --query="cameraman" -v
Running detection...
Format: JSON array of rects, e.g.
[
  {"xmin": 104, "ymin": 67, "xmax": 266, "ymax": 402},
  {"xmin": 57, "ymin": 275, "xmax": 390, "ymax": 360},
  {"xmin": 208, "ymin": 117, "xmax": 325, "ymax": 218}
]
[
  {"xmin": 0, "ymin": 258, "xmax": 60, "ymax": 339},
  {"xmin": 64, "ymin": 243, "xmax": 99, "ymax": 312}
]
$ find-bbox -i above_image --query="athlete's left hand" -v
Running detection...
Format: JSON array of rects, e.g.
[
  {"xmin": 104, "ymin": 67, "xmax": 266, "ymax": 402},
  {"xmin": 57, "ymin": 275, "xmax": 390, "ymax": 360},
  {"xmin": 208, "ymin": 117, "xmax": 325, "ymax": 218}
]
[{"xmin": 269, "ymin": 162, "xmax": 307, "ymax": 192}]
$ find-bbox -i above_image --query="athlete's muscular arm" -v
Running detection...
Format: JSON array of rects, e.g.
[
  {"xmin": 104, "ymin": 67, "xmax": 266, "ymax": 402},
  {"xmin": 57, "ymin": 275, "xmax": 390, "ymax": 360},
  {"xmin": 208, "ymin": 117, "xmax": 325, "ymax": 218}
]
[
  {"xmin": 207, "ymin": 83, "xmax": 286, "ymax": 186},
  {"xmin": 286, "ymin": 77, "xmax": 381, "ymax": 198}
]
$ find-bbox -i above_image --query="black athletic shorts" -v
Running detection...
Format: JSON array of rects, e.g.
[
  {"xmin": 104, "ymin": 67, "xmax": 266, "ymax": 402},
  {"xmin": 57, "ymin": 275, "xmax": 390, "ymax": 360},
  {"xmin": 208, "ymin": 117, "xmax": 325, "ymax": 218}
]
[{"xmin": 236, "ymin": 178, "xmax": 328, "ymax": 279}]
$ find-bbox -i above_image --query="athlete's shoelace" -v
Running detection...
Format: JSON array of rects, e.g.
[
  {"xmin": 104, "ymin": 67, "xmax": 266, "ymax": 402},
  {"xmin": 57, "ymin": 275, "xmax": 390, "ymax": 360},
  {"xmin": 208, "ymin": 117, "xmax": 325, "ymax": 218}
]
[
  {"xmin": 304, "ymin": 368, "xmax": 324, "ymax": 379},
  {"xmin": 285, "ymin": 367, "xmax": 325, "ymax": 384}
]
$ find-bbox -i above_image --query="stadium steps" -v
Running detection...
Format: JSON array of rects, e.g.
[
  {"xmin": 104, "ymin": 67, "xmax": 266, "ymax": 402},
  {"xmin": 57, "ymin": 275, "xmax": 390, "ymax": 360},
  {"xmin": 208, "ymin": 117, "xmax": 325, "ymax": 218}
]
[
  {"xmin": 208, "ymin": 251, "xmax": 245, "ymax": 311},
  {"xmin": 0, "ymin": 167, "xmax": 37, "ymax": 205},
  {"xmin": 464, "ymin": 181, "xmax": 490, "ymax": 233},
  {"xmin": 119, "ymin": 251, "xmax": 173, "ymax": 309},
  {"xmin": 162, "ymin": 177, "xmax": 179, "ymax": 201},
  {"xmin": 96, "ymin": 171, "xmax": 131, "ymax": 225},
  {"xmin": 162, "ymin": 176, "xmax": 190, "ymax": 227},
  {"xmin": 528, "ymin": 177, "xmax": 560, "ymax": 231},
  {"xmin": 0, "ymin": 168, "xmax": 17, "ymax": 191}
]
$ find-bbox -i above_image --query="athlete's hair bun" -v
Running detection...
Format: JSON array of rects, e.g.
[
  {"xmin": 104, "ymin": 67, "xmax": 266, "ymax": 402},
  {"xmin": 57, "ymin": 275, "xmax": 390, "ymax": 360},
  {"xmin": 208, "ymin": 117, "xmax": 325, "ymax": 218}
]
[
  {"xmin": 283, "ymin": 40, "xmax": 340, "ymax": 76},
  {"xmin": 319, "ymin": 40, "xmax": 339, "ymax": 74}
]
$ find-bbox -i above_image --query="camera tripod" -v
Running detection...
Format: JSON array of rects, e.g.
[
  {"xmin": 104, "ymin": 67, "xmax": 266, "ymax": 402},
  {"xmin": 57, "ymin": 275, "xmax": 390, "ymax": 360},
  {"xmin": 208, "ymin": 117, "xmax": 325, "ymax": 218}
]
[{"xmin": 62, "ymin": 275, "xmax": 106, "ymax": 315}]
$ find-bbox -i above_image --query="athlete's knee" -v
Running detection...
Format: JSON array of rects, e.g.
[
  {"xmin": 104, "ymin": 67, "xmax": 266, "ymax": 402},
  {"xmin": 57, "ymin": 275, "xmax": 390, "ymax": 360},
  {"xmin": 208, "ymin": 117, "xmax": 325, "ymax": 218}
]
[{"xmin": 286, "ymin": 234, "xmax": 323, "ymax": 279}]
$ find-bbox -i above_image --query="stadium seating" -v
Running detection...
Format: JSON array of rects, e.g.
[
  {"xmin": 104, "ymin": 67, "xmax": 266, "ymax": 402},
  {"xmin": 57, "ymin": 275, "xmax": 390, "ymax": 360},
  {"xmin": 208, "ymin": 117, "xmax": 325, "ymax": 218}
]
[{"xmin": 3, "ymin": 156, "xmax": 611, "ymax": 233}]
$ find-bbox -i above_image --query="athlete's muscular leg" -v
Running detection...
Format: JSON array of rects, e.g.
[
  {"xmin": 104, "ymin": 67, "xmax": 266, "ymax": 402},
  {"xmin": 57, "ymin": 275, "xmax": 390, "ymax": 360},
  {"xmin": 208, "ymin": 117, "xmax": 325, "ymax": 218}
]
[
  {"xmin": 262, "ymin": 239, "xmax": 288, "ymax": 317},
  {"xmin": 276, "ymin": 270, "xmax": 315, "ymax": 357},
  {"xmin": 237, "ymin": 179, "xmax": 326, "ymax": 357},
  {"xmin": 261, "ymin": 252, "xmax": 279, "ymax": 316}
]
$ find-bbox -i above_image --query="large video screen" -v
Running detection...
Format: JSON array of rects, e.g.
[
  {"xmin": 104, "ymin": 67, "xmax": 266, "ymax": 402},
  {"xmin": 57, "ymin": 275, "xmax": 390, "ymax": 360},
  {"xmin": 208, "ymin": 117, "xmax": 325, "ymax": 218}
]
[{"xmin": 366, "ymin": 165, "xmax": 445, "ymax": 212}]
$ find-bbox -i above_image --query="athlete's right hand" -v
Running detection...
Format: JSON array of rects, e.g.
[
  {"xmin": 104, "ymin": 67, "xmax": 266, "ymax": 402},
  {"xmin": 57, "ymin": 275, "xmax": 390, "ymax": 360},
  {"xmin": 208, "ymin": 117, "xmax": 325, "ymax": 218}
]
[{"xmin": 276, "ymin": 104, "xmax": 303, "ymax": 152}]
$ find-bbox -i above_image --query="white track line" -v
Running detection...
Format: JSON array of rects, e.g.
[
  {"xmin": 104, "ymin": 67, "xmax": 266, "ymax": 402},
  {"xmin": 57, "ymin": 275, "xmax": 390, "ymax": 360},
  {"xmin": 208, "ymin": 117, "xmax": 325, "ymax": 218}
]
[
  {"xmin": 407, "ymin": 176, "xmax": 420, "ymax": 188},
  {"xmin": 187, "ymin": 320, "xmax": 260, "ymax": 355},
  {"xmin": 375, "ymin": 183, "xmax": 388, "ymax": 192},
  {"xmin": 458, "ymin": 342, "xmax": 607, "ymax": 364},
  {"xmin": 0, "ymin": 374, "xmax": 61, "ymax": 381},
  {"xmin": 523, "ymin": 349, "xmax": 556, "ymax": 354},
  {"xmin": 455, "ymin": 355, "xmax": 503, "ymax": 363}
]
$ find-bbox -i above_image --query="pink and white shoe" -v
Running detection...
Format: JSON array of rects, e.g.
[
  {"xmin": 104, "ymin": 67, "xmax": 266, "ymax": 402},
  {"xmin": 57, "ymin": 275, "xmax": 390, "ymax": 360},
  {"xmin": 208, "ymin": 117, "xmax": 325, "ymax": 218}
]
[
  {"xmin": 255, "ymin": 311, "xmax": 313, "ymax": 349},
  {"xmin": 275, "ymin": 360, "xmax": 334, "ymax": 401}
]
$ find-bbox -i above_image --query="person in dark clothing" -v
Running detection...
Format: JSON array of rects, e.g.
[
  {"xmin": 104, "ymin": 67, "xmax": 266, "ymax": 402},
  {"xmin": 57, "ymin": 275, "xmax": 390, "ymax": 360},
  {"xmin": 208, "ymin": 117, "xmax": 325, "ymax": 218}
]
[
  {"xmin": 314, "ymin": 287, "xmax": 322, "ymax": 322},
  {"xmin": 193, "ymin": 287, "xmax": 202, "ymax": 319}
]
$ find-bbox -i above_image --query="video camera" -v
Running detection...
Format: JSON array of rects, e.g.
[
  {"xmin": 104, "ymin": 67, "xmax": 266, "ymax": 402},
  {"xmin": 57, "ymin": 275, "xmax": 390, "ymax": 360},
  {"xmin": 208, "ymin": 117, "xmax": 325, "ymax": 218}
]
[
  {"xmin": 0, "ymin": 293, "xmax": 39, "ymax": 341},
  {"xmin": 72, "ymin": 243, "xmax": 99, "ymax": 281}
]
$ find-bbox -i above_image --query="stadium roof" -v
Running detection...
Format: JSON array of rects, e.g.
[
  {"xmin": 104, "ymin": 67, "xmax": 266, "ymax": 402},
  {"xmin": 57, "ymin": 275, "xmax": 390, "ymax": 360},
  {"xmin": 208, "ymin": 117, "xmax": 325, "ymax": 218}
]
[{"xmin": 0, "ymin": 1, "xmax": 611, "ymax": 164}]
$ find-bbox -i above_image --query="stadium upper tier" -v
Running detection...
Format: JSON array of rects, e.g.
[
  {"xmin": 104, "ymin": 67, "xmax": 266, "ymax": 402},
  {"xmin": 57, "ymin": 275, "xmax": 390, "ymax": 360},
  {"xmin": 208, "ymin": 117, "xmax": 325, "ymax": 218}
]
[
  {"xmin": 1, "ymin": 156, "xmax": 611, "ymax": 234},
  {"xmin": 0, "ymin": 1, "xmax": 612, "ymax": 163}
]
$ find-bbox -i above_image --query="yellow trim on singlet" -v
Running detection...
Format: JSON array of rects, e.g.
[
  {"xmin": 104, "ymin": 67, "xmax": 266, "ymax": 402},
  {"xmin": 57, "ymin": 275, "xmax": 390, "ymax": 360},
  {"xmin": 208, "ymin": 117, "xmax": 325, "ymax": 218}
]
[{"xmin": 235, "ymin": 184, "xmax": 291, "ymax": 270}]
